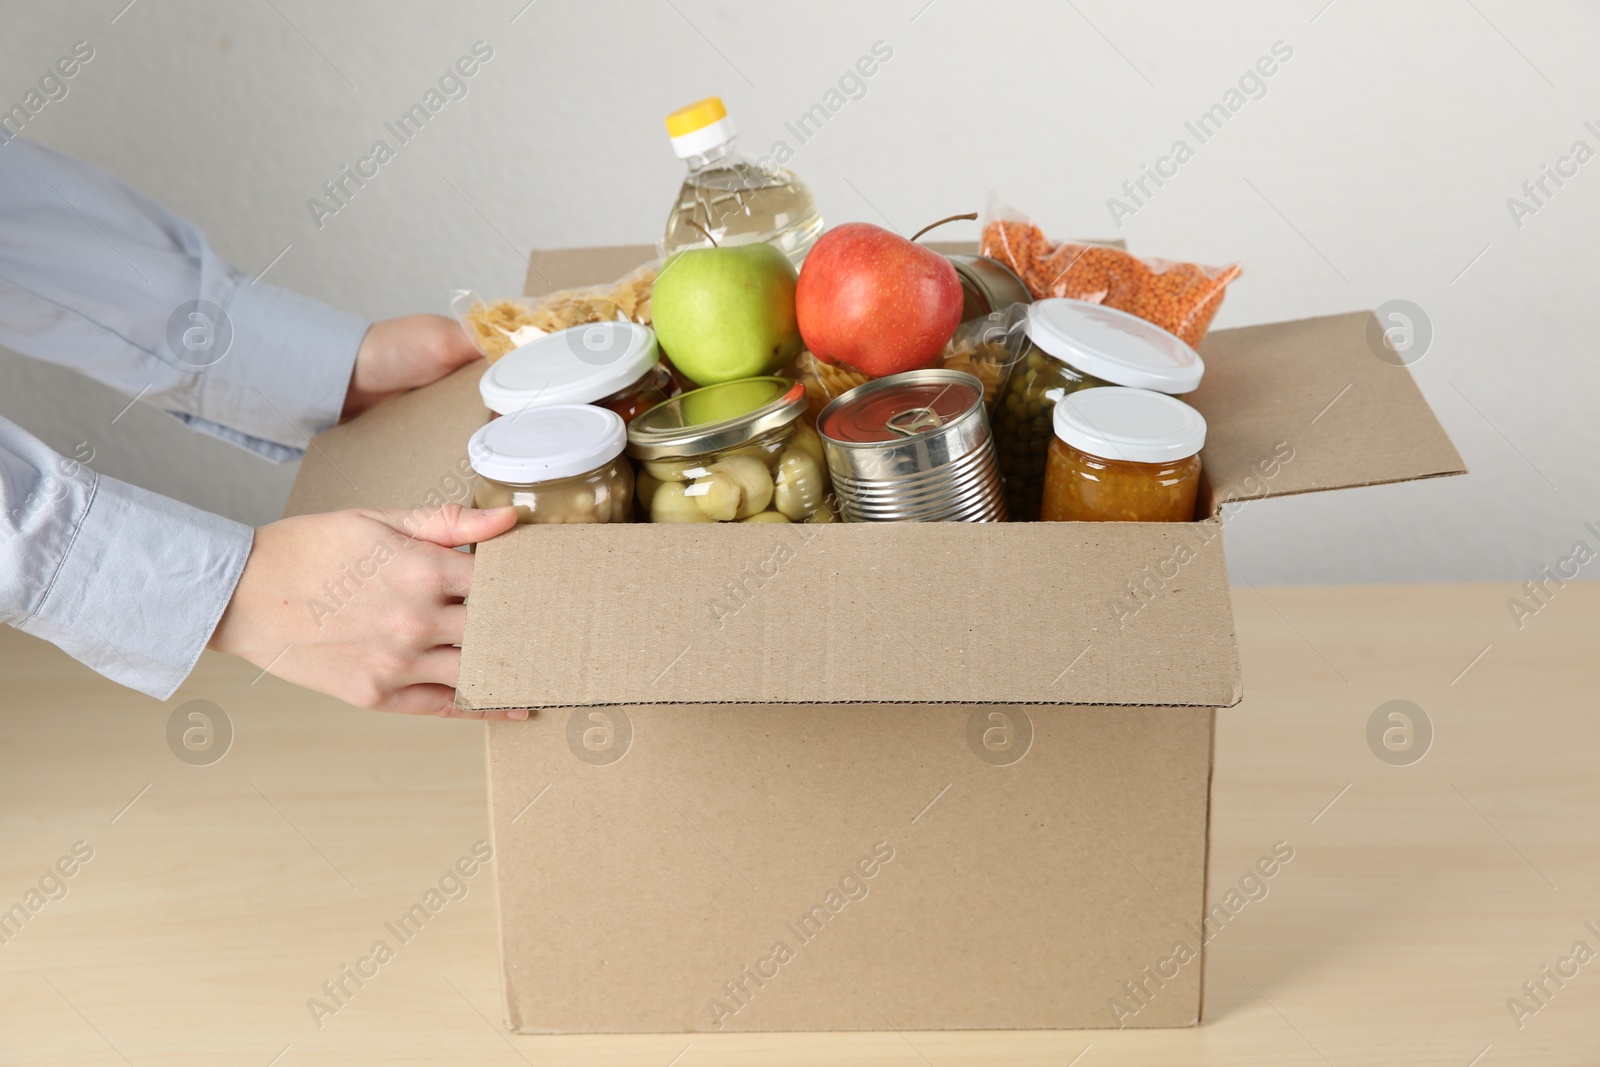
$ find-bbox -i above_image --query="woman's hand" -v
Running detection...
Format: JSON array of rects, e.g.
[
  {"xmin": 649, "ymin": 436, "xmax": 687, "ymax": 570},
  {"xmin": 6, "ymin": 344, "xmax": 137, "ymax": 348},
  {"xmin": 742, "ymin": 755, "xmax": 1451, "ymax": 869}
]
[
  {"xmin": 208, "ymin": 503, "xmax": 525, "ymax": 719},
  {"xmin": 342, "ymin": 314, "xmax": 481, "ymax": 420}
]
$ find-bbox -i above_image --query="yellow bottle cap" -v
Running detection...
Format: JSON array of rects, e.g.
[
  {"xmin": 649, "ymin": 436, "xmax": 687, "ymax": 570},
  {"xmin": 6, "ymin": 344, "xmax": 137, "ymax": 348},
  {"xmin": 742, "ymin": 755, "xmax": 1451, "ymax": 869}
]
[{"xmin": 665, "ymin": 96, "xmax": 728, "ymax": 138}]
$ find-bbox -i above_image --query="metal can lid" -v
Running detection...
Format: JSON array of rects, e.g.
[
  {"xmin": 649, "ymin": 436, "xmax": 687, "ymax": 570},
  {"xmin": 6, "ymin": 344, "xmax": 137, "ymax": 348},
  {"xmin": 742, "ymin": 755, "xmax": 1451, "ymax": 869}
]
[
  {"xmin": 625, "ymin": 376, "xmax": 805, "ymax": 459},
  {"xmin": 468, "ymin": 404, "xmax": 627, "ymax": 484},
  {"xmin": 479, "ymin": 322, "xmax": 660, "ymax": 414},
  {"xmin": 818, "ymin": 369, "xmax": 985, "ymax": 445},
  {"xmin": 1025, "ymin": 298, "xmax": 1204, "ymax": 393},
  {"xmin": 1052, "ymin": 386, "xmax": 1206, "ymax": 464}
]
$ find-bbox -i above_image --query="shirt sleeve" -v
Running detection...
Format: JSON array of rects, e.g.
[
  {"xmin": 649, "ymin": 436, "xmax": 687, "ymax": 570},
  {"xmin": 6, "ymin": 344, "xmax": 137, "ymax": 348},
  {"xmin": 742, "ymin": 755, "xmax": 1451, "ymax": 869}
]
[
  {"xmin": 0, "ymin": 138, "xmax": 370, "ymax": 461},
  {"xmin": 0, "ymin": 415, "xmax": 252, "ymax": 699}
]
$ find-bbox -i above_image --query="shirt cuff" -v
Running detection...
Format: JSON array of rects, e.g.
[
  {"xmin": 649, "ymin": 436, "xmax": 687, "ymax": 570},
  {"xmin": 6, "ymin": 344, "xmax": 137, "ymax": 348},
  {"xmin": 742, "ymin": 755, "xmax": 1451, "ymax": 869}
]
[
  {"xmin": 192, "ymin": 276, "xmax": 370, "ymax": 455},
  {"xmin": 168, "ymin": 414, "xmax": 309, "ymax": 465},
  {"xmin": 22, "ymin": 472, "xmax": 252, "ymax": 700}
]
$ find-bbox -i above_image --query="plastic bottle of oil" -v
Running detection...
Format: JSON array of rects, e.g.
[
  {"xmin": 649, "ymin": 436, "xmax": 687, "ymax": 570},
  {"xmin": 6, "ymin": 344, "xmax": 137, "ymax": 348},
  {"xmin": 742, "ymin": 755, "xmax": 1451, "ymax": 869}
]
[{"xmin": 662, "ymin": 96, "xmax": 823, "ymax": 268}]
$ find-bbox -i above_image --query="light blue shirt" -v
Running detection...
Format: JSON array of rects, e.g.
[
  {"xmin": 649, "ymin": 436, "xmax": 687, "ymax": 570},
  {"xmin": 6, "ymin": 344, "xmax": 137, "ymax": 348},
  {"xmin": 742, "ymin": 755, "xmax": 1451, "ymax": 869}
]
[{"xmin": 0, "ymin": 139, "xmax": 369, "ymax": 699}]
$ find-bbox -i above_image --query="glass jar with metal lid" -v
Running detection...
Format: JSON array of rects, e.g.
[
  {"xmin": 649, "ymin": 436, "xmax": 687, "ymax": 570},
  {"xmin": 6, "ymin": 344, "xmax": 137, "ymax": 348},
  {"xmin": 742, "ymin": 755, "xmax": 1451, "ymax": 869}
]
[
  {"xmin": 478, "ymin": 321, "xmax": 679, "ymax": 425},
  {"xmin": 469, "ymin": 404, "xmax": 634, "ymax": 524},
  {"xmin": 818, "ymin": 369, "xmax": 1006, "ymax": 523},
  {"xmin": 626, "ymin": 376, "xmax": 832, "ymax": 524},
  {"xmin": 1041, "ymin": 387, "xmax": 1206, "ymax": 523},
  {"xmin": 994, "ymin": 298, "xmax": 1205, "ymax": 521}
]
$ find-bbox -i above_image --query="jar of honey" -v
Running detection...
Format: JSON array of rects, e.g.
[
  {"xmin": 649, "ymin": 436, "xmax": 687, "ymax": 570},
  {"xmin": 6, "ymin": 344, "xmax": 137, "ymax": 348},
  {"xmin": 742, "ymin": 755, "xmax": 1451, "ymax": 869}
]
[
  {"xmin": 1040, "ymin": 387, "xmax": 1206, "ymax": 523},
  {"xmin": 478, "ymin": 321, "xmax": 678, "ymax": 425}
]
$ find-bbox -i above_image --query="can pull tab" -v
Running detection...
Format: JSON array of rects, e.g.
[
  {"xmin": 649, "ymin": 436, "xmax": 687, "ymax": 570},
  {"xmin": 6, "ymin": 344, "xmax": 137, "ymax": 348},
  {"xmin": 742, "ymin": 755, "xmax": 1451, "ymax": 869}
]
[{"xmin": 886, "ymin": 406, "xmax": 944, "ymax": 437}]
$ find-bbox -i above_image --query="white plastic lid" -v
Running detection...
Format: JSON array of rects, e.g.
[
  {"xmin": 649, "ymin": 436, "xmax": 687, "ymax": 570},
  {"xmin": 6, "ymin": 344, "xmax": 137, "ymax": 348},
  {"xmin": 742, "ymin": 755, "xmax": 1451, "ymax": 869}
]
[
  {"xmin": 1052, "ymin": 387, "xmax": 1207, "ymax": 464},
  {"xmin": 479, "ymin": 322, "xmax": 659, "ymax": 415},
  {"xmin": 468, "ymin": 404, "xmax": 627, "ymax": 484},
  {"xmin": 1026, "ymin": 298, "xmax": 1204, "ymax": 394},
  {"xmin": 671, "ymin": 115, "xmax": 736, "ymax": 159}
]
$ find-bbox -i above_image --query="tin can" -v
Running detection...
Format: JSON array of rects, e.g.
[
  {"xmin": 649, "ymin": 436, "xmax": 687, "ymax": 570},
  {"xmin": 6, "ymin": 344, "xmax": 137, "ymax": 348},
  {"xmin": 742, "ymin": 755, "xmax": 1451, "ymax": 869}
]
[
  {"xmin": 946, "ymin": 254, "xmax": 1033, "ymax": 322},
  {"xmin": 817, "ymin": 369, "xmax": 1007, "ymax": 523}
]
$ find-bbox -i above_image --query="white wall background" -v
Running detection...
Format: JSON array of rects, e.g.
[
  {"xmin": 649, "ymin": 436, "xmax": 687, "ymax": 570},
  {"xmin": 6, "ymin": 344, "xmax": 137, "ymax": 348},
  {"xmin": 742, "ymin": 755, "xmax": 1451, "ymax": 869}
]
[{"xmin": 2, "ymin": 0, "xmax": 1596, "ymax": 585}]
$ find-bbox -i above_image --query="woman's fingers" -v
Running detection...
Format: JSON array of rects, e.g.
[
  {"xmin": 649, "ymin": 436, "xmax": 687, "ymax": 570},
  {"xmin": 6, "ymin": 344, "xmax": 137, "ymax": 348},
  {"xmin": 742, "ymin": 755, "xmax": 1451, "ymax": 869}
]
[
  {"xmin": 210, "ymin": 507, "xmax": 523, "ymax": 721},
  {"xmin": 436, "ymin": 546, "xmax": 475, "ymax": 600},
  {"xmin": 376, "ymin": 682, "xmax": 529, "ymax": 720},
  {"xmin": 409, "ymin": 646, "xmax": 462, "ymax": 688},
  {"xmin": 429, "ymin": 604, "xmax": 468, "ymax": 648}
]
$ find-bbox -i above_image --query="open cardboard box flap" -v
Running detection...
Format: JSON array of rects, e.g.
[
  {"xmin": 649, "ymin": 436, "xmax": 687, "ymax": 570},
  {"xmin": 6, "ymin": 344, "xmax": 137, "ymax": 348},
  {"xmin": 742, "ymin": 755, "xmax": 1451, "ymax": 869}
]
[
  {"xmin": 1191, "ymin": 311, "xmax": 1465, "ymax": 511},
  {"xmin": 285, "ymin": 244, "xmax": 1464, "ymax": 711}
]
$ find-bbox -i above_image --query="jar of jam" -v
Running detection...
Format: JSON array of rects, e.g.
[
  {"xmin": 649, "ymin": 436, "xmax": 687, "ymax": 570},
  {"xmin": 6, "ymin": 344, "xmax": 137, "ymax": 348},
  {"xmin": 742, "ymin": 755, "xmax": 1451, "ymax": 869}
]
[
  {"xmin": 469, "ymin": 404, "xmax": 633, "ymax": 524},
  {"xmin": 994, "ymin": 298, "xmax": 1204, "ymax": 521},
  {"xmin": 626, "ymin": 376, "xmax": 832, "ymax": 523},
  {"xmin": 1040, "ymin": 387, "xmax": 1206, "ymax": 523},
  {"xmin": 478, "ymin": 321, "xmax": 679, "ymax": 425}
]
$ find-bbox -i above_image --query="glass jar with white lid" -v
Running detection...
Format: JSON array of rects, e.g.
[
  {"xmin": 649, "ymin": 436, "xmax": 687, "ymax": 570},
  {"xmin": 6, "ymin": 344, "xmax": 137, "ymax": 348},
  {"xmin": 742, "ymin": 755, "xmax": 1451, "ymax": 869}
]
[
  {"xmin": 993, "ymin": 298, "xmax": 1205, "ymax": 521},
  {"xmin": 1040, "ymin": 386, "xmax": 1207, "ymax": 523},
  {"xmin": 478, "ymin": 321, "xmax": 678, "ymax": 425},
  {"xmin": 469, "ymin": 404, "xmax": 633, "ymax": 524}
]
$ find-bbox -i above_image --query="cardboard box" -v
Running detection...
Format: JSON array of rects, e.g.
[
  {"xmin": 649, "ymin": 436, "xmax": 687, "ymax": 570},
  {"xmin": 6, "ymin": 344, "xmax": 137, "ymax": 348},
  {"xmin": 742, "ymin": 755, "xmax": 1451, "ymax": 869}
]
[{"xmin": 286, "ymin": 243, "xmax": 1464, "ymax": 1034}]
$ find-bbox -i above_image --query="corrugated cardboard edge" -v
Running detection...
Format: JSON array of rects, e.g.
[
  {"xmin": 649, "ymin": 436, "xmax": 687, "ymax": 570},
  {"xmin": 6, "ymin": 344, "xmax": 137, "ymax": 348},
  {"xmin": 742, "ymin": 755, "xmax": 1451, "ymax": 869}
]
[
  {"xmin": 1205, "ymin": 465, "xmax": 1467, "ymax": 517},
  {"xmin": 1196, "ymin": 708, "xmax": 1219, "ymax": 1025},
  {"xmin": 485, "ymin": 728, "xmax": 521, "ymax": 1034}
]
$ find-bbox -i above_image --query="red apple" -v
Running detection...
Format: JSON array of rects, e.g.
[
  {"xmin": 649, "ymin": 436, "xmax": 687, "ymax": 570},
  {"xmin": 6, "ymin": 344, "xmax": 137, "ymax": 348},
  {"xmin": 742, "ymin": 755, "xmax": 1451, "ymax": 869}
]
[{"xmin": 795, "ymin": 222, "xmax": 964, "ymax": 376}]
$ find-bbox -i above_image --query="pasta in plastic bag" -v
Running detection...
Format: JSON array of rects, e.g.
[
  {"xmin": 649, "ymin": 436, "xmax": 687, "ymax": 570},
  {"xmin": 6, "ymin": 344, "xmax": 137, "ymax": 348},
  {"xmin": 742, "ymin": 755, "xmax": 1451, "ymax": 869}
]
[
  {"xmin": 939, "ymin": 302, "xmax": 1031, "ymax": 413},
  {"xmin": 451, "ymin": 261, "xmax": 658, "ymax": 362}
]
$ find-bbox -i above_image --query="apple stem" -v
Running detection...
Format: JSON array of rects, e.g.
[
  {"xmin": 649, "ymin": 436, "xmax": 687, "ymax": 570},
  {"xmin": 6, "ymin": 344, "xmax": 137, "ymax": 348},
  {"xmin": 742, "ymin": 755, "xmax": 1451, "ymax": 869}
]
[
  {"xmin": 909, "ymin": 212, "xmax": 978, "ymax": 244},
  {"xmin": 686, "ymin": 218, "xmax": 719, "ymax": 248}
]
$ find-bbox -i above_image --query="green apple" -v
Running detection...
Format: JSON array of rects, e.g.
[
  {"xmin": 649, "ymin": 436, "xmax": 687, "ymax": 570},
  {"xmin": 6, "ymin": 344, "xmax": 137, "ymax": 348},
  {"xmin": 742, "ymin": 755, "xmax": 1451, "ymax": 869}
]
[{"xmin": 651, "ymin": 242, "xmax": 802, "ymax": 386}]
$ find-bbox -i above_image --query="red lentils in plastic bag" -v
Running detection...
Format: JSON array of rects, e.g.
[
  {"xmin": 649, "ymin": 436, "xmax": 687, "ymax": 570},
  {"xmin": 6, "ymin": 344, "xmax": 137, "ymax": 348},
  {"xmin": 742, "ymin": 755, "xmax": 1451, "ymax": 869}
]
[{"xmin": 980, "ymin": 195, "xmax": 1242, "ymax": 349}]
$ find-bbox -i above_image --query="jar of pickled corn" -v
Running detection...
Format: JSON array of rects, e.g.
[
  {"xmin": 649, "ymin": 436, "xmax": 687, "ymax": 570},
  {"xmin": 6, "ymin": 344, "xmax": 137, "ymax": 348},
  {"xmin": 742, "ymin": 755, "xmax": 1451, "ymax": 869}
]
[
  {"xmin": 626, "ymin": 376, "xmax": 833, "ymax": 524},
  {"xmin": 994, "ymin": 298, "xmax": 1204, "ymax": 521},
  {"xmin": 1040, "ymin": 387, "xmax": 1206, "ymax": 523}
]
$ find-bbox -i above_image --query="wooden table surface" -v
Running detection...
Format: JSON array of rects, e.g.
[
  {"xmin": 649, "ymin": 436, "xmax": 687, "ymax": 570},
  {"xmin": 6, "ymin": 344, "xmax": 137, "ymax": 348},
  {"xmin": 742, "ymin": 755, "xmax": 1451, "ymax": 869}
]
[{"xmin": 2, "ymin": 581, "xmax": 1596, "ymax": 1065}]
